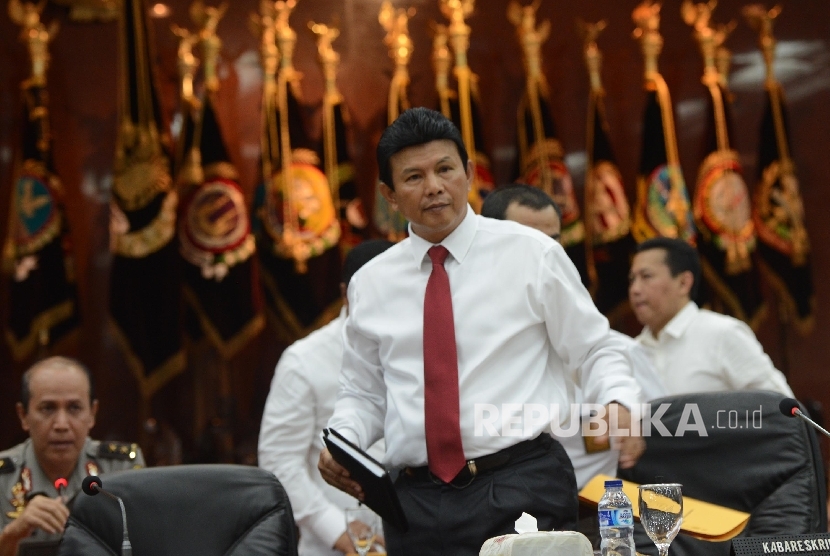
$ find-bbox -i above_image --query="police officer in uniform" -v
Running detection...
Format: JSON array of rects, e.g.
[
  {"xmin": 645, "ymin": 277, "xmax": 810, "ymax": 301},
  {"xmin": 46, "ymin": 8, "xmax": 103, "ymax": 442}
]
[{"xmin": 0, "ymin": 357, "xmax": 144, "ymax": 556}]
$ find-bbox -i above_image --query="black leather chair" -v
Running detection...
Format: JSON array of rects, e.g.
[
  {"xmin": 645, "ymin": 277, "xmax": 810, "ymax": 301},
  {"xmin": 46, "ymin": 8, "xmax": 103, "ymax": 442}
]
[
  {"xmin": 57, "ymin": 464, "xmax": 298, "ymax": 556},
  {"xmin": 619, "ymin": 391, "xmax": 827, "ymax": 556}
]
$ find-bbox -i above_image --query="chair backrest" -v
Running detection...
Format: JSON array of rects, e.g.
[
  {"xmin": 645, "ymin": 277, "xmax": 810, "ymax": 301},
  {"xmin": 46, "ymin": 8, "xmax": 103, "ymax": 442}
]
[
  {"xmin": 619, "ymin": 391, "xmax": 827, "ymax": 556},
  {"xmin": 57, "ymin": 464, "xmax": 298, "ymax": 556}
]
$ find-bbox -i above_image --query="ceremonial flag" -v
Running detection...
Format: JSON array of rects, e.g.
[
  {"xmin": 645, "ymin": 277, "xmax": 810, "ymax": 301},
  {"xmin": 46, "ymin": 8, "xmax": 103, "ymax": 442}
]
[
  {"xmin": 108, "ymin": 0, "xmax": 184, "ymax": 397},
  {"xmin": 510, "ymin": 0, "xmax": 587, "ymax": 284},
  {"xmin": 745, "ymin": 4, "xmax": 814, "ymax": 333},
  {"xmin": 4, "ymin": 80, "xmax": 79, "ymax": 359},
  {"xmin": 581, "ymin": 20, "xmax": 635, "ymax": 322},
  {"xmin": 631, "ymin": 2, "xmax": 696, "ymax": 245},
  {"xmin": 682, "ymin": 2, "xmax": 764, "ymax": 327},
  {"xmin": 252, "ymin": 2, "xmax": 341, "ymax": 342},
  {"xmin": 176, "ymin": 1, "xmax": 263, "ymax": 359}
]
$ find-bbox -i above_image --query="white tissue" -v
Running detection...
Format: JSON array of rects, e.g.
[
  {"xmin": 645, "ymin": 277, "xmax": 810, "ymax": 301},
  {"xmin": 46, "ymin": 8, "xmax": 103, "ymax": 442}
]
[{"xmin": 514, "ymin": 512, "xmax": 538, "ymax": 534}]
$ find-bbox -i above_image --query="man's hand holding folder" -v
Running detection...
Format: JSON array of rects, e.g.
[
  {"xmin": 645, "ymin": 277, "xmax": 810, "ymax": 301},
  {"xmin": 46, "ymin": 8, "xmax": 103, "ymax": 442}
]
[{"xmin": 319, "ymin": 428, "xmax": 409, "ymax": 532}]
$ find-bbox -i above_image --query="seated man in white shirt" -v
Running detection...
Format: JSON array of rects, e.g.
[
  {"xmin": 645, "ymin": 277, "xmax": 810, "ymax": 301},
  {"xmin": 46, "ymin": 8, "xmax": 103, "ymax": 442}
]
[
  {"xmin": 319, "ymin": 107, "xmax": 645, "ymax": 556},
  {"xmin": 629, "ymin": 237, "xmax": 793, "ymax": 397},
  {"xmin": 258, "ymin": 240, "xmax": 393, "ymax": 556},
  {"xmin": 482, "ymin": 184, "xmax": 665, "ymax": 488}
]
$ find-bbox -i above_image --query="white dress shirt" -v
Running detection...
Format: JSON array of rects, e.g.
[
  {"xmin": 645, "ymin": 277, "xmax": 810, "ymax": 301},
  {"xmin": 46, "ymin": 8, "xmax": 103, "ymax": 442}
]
[
  {"xmin": 329, "ymin": 206, "xmax": 642, "ymax": 468},
  {"xmin": 635, "ymin": 301, "xmax": 794, "ymax": 397},
  {"xmin": 556, "ymin": 330, "xmax": 668, "ymax": 488},
  {"xmin": 258, "ymin": 312, "xmax": 384, "ymax": 556}
]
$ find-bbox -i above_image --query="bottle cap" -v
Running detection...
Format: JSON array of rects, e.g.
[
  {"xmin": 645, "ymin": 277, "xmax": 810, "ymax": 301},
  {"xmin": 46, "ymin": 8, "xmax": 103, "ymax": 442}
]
[{"xmin": 604, "ymin": 479, "xmax": 623, "ymax": 488}]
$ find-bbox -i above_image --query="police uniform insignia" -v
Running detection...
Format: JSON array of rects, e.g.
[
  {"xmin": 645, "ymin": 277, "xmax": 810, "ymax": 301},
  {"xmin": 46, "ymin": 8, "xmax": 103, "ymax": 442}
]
[
  {"xmin": 634, "ymin": 163, "xmax": 696, "ymax": 243},
  {"xmin": 98, "ymin": 441, "xmax": 138, "ymax": 461},
  {"xmin": 179, "ymin": 177, "xmax": 256, "ymax": 280},
  {"xmin": 0, "ymin": 457, "xmax": 14, "ymax": 474},
  {"xmin": 7, "ymin": 482, "xmax": 25, "ymax": 520},
  {"xmin": 694, "ymin": 150, "xmax": 755, "ymax": 274},
  {"xmin": 7, "ymin": 468, "xmax": 31, "ymax": 520},
  {"xmin": 86, "ymin": 462, "xmax": 99, "ymax": 477},
  {"xmin": 12, "ymin": 162, "xmax": 62, "ymax": 258},
  {"xmin": 263, "ymin": 150, "xmax": 341, "ymax": 262}
]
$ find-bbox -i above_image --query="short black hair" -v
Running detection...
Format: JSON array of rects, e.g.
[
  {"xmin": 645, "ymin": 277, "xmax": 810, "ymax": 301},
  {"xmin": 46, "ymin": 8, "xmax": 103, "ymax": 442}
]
[
  {"xmin": 636, "ymin": 237, "xmax": 701, "ymax": 300},
  {"xmin": 480, "ymin": 183, "xmax": 562, "ymax": 221},
  {"xmin": 20, "ymin": 356, "xmax": 95, "ymax": 413},
  {"xmin": 376, "ymin": 107, "xmax": 468, "ymax": 190},
  {"xmin": 341, "ymin": 239, "xmax": 395, "ymax": 287}
]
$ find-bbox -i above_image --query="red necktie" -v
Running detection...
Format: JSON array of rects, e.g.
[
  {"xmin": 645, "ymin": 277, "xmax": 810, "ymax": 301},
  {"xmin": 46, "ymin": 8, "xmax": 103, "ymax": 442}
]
[{"xmin": 423, "ymin": 245, "xmax": 466, "ymax": 483}]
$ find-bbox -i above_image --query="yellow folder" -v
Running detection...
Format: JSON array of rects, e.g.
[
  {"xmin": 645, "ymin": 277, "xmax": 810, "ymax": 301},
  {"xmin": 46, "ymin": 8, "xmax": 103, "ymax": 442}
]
[{"xmin": 578, "ymin": 474, "xmax": 750, "ymax": 541}]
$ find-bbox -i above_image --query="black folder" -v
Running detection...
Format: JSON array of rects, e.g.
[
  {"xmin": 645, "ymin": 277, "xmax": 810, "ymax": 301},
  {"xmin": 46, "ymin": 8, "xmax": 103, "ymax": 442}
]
[{"xmin": 323, "ymin": 428, "xmax": 408, "ymax": 532}]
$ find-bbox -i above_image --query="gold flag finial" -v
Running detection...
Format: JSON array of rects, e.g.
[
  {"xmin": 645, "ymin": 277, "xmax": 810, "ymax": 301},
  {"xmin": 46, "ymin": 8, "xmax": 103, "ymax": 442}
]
[
  {"xmin": 579, "ymin": 19, "xmax": 608, "ymax": 95},
  {"xmin": 190, "ymin": 1, "xmax": 228, "ymax": 93},
  {"xmin": 681, "ymin": 0, "xmax": 719, "ymax": 86},
  {"xmin": 310, "ymin": 21, "xmax": 341, "ymax": 104},
  {"xmin": 508, "ymin": 0, "xmax": 548, "ymax": 87},
  {"xmin": 380, "ymin": 2, "xmax": 415, "ymax": 123},
  {"xmin": 743, "ymin": 4, "xmax": 781, "ymax": 86},
  {"xmin": 632, "ymin": 1, "xmax": 663, "ymax": 82},
  {"xmin": 171, "ymin": 25, "xmax": 200, "ymax": 105},
  {"xmin": 432, "ymin": 23, "xmax": 453, "ymax": 120},
  {"xmin": 714, "ymin": 20, "xmax": 737, "ymax": 88},
  {"xmin": 8, "ymin": 0, "xmax": 59, "ymax": 87}
]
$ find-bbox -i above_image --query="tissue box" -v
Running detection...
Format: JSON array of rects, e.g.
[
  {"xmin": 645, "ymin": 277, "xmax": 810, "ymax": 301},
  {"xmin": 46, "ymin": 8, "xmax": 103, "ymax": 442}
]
[{"xmin": 479, "ymin": 531, "xmax": 593, "ymax": 556}]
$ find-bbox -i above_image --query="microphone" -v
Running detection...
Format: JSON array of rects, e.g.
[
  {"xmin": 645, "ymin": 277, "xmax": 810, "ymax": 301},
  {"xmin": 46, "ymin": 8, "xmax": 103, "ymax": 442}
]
[
  {"xmin": 82, "ymin": 476, "xmax": 132, "ymax": 556},
  {"xmin": 54, "ymin": 478, "xmax": 67, "ymax": 501},
  {"xmin": 779, "ymin": 398, "xmax": 830, "ymax": 440}
]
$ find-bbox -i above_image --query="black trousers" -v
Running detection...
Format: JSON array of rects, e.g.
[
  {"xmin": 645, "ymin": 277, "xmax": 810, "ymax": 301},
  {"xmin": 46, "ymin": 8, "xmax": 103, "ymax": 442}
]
[{"xmin": 383, "ymin": 435, "xmax": 578, "ymax": 556}]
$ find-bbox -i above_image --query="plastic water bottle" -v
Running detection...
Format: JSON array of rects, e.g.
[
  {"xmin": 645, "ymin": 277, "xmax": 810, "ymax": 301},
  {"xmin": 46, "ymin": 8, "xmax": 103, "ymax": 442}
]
[{"xmin": 598, "ymin": 479, "xmax": 635, "ymax": 556}]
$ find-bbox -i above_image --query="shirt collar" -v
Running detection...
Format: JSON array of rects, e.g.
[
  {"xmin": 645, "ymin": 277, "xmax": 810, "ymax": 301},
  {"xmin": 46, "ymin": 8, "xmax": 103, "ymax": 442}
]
[
  {"xmin": 407, "ymin": 204, "xmax": 476, "ymax": 268},
  {"xmin": 642, "ymin": 300, "xmax": 698, "ymax": 343}
]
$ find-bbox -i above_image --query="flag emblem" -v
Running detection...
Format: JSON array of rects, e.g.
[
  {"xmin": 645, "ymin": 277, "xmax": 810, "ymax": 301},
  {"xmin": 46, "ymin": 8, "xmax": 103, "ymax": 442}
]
[{"xmin": 14, "ymin": 170, "xmax": 59, "ymax": 254}]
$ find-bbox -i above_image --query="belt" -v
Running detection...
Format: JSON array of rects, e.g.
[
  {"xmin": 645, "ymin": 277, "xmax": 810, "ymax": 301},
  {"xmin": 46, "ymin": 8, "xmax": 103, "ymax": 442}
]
[{"xmin": 404, "ymin": 434, "xmax": 550, "ymax": 488}]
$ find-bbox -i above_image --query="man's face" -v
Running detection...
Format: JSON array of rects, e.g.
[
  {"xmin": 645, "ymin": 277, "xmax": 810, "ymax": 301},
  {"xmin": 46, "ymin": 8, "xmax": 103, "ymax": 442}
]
[
  {"xmin": 380, "ymin": 139, "xmax": 471, "ymax": 244},
  {"xmin": 505, "ymin": 201, "xmax": 561, "ymax": 242},
  {"xmin": 17, "ymin": 364, "xmax": 98, "ymax": 477},
  {"xmin": 628, "ymin": 248, "xmax": 691, "ymax": 335}
]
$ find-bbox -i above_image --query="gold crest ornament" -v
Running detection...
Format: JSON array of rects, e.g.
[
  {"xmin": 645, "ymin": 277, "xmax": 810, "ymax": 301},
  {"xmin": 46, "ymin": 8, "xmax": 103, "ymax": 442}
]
[
  {"xmin": 694, "ymin": 150, "xmax": 754, "ymax": 274},
  {"xmin": 180, "ymin": 178, "xmax": 256, "ymax": 281}
]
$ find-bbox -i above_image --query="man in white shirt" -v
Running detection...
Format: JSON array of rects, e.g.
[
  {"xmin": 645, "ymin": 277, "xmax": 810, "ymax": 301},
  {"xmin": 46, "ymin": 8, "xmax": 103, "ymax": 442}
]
[
  {"xmin": 259, "ymin": 240, "xmax": 393, "ymax": 556},
  {"xmin": 629, "ymin": 237, "xmax": 793, "ymax": 397},
  {"xmin": 319, "ymin": 107, "xmax": 644, "ymax": 556},
  {"xmin": 482, "ymin": 184, "xmax": 665, "ymax": 488}
]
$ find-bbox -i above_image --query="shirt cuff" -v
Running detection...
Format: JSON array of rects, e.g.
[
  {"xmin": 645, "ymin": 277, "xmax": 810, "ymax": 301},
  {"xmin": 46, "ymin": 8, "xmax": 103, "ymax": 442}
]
[
  {"xmin": 304, "ymin": 504, "xmax": 347, "ymax": 551},
  {"xmin": 596, "ymin": 387, "xmax": 642, "ymax": 413}
]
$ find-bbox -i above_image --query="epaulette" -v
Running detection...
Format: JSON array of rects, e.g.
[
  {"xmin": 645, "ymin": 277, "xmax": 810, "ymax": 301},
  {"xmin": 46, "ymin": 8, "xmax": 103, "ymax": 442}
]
[
  {"xmin": 0, "ymin": 457, "xmax": 15, "ymax": 474},
  {"xmin": 98, "ymin": 442, "xmax": 140, "ymax": 461}
]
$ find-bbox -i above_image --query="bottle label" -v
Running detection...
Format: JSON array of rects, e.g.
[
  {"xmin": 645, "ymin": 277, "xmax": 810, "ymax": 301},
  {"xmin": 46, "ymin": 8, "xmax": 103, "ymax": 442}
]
[{"xmin": 598, "ymin": 508, "xmax": 634, "ymax": 528}]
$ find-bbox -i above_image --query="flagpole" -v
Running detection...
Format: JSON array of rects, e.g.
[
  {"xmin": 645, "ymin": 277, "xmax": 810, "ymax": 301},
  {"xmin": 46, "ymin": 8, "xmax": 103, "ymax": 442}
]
[{"xmin": 580, "ymin": 19, "xmax": 608, "ymax": 293}]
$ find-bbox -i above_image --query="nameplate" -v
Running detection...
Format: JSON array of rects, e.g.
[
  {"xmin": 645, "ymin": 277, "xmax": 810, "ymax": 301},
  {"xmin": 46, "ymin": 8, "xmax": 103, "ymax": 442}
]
[{"xmin": 732, "ymin": 534, "xmax": 830, "ymax": 556}]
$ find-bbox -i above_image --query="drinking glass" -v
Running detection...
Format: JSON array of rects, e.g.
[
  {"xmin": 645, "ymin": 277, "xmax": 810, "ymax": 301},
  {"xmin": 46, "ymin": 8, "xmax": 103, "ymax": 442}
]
[
  {"xmin": 345, "ymin": 507, "xmax": 379, "ymax": 556},
  {"xmin": 638, "ymin": 483, "xmax": 683, "ymax": 556}
]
